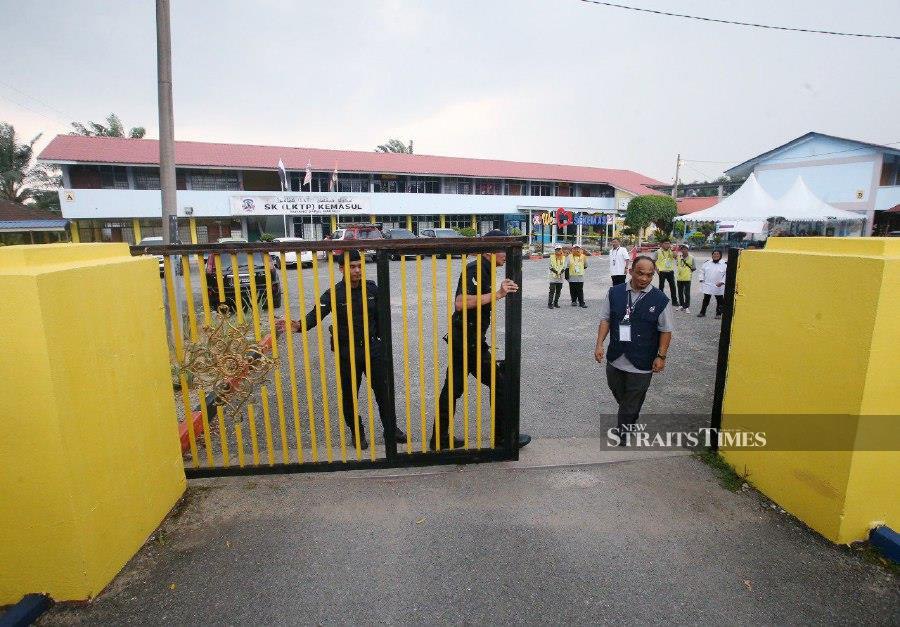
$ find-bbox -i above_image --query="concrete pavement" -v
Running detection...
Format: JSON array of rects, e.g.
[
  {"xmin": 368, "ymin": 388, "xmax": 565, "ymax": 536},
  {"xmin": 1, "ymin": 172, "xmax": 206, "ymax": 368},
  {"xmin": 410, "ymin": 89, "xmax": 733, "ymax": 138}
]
[{"xmin": 41, "ymin": 450, "xmax": 899, "ymax": 625}]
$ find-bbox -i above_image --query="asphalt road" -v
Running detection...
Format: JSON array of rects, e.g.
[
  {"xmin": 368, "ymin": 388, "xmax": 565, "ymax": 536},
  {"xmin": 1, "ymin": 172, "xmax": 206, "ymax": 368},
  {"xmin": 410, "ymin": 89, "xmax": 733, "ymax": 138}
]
[
  {"xmin": 40, "ymin": 455, "xmax": 900, "ymax": 626},
  {"xmin": 163, "ymin": 251, "xmax": 722, "ymax": 464}
]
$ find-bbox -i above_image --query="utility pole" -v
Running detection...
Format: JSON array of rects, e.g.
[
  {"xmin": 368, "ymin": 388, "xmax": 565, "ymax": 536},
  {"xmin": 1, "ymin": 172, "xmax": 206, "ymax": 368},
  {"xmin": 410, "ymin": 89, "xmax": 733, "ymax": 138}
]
[
  {"xmin": 671, "ymin": 153, "xmax": 681, "ymax": 199},
  {"xmin": 157, "ymin": 0, "xmax": 178, "ymax": 244}
]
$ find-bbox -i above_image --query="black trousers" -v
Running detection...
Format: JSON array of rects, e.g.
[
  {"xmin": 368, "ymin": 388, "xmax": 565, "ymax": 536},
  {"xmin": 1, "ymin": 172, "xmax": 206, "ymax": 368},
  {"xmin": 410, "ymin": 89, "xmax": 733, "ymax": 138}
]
[
  {"xmin": 677, "ymin": 281, "xmax": 691, "ymax": 308},
  {"xmin": 611, "ymin": 275, "xmax": 626, "ymax": 285},
  {"xmin": 337, "ymin": 344, "xmax": 395, "ymax": 438},
  {"xmin": 434, "ymin": 338, "xmax": 508, "ymax": 447},
  {"xmin": 548, "ymin": 283, "xmax": 562, "ymax": 305},
  {"xmin": 569, "ymin": 281, "xmax": 585, "ymax": 305},
  {"xmin": 606, "ymin": 363, "xmax": 653, "ymax": 429},
  {"xmin": 658, "ymin": 271, "xmax": 679, "ymax": 306},
  {"xmin": 700, "ymin": 294, "xmax": 724, "ymax": 316},
  {"xmin": 567, "ymin": 279, "xmax": 576, "ymax": 303}
]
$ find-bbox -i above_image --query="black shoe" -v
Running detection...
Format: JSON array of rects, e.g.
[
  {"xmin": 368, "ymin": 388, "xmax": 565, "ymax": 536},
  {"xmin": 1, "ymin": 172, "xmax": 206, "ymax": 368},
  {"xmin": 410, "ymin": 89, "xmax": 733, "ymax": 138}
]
[
  {"xmin": 390, "ymin": 429, "xmax": 408, "ymax": 444},
  {"xmin": 697, "ymin": 312, "xmax": 706, "ymax": 317},
  {"xmin": 554, "ymin": 303, "xmax": 560, "ymax": 308},
  {"xmin": 548, "ymin": 303, "xmax": 554, "ymax": 309},
  {"xmin": 571, "ymin": 302, "xmax": 577, "ymax": 306},
  {"xmin": 579, "ymin": 303, "xmax": 588, "ymax": 308},
  {"xmin": 429, "ymin": 436, "xmax": 465, "ymax": 451},
  {"xmin": 518, "ymin": 433, "xmax": 532, "ymax": 448}
]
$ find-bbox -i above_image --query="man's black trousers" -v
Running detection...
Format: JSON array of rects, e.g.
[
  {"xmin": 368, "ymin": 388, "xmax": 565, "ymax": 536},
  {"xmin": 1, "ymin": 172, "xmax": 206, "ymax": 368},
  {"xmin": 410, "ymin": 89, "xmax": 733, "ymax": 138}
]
[
  {"xmin": 337, "ymin": 343, "xmax": 395, "ymax": 438},
  {"xmin": 677, "ymin": 280, "xmax": 691, "ymax": 308},
  {"xmin": 699, "ymin": 294, "xmax": 724, "ymax": 316},
  {"xmin": 657, "ymin": 271, "xmax": 679, "ymax": 306},
  {"xmin": 434, "ymin": 336, "xmax": 508, "ymax": 448},
  {"xmin": 548, "ymin": 283, "xmax": 562, "ymax": 305},
  {"xmin": 606, "ymin": 362, "xmax": 653, "ymax": 435}
]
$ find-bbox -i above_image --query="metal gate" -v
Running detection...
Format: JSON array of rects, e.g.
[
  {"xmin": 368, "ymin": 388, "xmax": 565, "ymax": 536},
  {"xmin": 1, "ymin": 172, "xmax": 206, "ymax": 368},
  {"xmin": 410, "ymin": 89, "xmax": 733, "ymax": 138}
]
[{"xmin": 131, "ymin": 236, "xmax": 524, "ymax": 477}]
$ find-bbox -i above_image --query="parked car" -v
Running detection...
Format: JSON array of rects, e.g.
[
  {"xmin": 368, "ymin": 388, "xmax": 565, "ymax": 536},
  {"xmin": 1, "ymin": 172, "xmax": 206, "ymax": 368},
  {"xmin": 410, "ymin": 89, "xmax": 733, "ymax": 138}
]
[
  {"xmin": 205, "ymin": 252, "xmax": 282, "ymax": 312},
  {"xmin": 330, "ymin": 224, "xmax": 383, "ymax": 262},
  {"xmin": 419, "ymin": 227, "xmax": 464, "ymax": 257},
  {"xmin": 136, "ymin": 236, "xmax": 166, "ymax": 276},
  {"xmin": 270, "ymin": 237, "xmax": 314, "ymax": 268},
  {"xmin": 383, "ymin": 227, "xmax": 418, "ymax": 260},
  {"xmin": 419, "ymin": 228, "xmax": 463, "ymax": 239}
]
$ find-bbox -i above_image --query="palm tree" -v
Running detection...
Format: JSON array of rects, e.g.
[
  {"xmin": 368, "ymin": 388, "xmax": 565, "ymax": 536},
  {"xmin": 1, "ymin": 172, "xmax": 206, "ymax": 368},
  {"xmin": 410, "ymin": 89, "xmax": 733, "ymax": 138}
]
[
  {"xmin": 0, "ymin": 122, "xmax": 60, "ymax": 207},
  {"xmin": 375, "ymin": 139, "xmax": 413, "ymax": 154},
  {"xmin": 71, "ymin": 113, "xmax": 146, "ymax": 139}
]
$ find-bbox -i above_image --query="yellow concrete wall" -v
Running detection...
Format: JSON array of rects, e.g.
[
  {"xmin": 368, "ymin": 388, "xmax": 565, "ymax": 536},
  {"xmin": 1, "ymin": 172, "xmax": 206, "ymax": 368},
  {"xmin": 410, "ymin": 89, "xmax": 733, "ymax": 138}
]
[
  {"xmin": 0, "ymin": 243, "xmax": 185, "ymax": 603},
  {"xmin": 721, "ymin": 237, "xmax": 900, "ymax": 544}
]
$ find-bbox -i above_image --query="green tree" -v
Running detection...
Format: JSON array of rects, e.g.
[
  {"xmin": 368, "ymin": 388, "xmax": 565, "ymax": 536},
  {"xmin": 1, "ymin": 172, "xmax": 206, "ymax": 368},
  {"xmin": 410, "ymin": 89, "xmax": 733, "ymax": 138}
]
[
  {"xmin": 624, "ymin": 195, "xmax": 677, "ymax": 243},
  {"xmin": 0, "ymin": 122, "xmax": 61, "ymax": 210},
  {"xmin": 375, "ymin": 138, "xmax": 413, "ymax": 154},
  {"xmin": 71, "ymin": 113, "xmax": 145, "ymax": 139}
]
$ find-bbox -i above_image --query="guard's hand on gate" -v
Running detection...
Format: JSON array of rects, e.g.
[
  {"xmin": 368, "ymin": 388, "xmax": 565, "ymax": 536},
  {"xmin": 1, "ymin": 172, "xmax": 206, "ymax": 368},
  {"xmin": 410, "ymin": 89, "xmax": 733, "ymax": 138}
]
[
  {"xmin": 497, "ymin": 279, "xmax": 518, "ymax": 298},
  {"xmin": 274, "ymin": 318, "xmax": 290, "ymax": 335},
  {"xmin": 594, "ymin": 346, "xmax": 604, "ymax": 363}
]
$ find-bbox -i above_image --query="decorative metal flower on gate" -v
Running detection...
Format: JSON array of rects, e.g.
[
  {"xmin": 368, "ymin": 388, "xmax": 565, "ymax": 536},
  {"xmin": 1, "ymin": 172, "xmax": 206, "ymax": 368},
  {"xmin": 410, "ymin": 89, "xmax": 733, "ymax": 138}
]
[{"xmin": 178, "ymin": 305, "xmax": 276, "ymax": 421}]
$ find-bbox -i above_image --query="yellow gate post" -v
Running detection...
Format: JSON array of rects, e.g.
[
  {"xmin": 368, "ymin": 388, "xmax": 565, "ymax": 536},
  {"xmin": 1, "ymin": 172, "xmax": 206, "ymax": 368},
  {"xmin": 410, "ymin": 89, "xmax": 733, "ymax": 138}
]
[
  {"xmin": 720, "ymin": 238, "xmax": 900, "ymax": 544},
  {"xmin": 0, "ymin": 243, "xmax": 185, "ymax": 603}
]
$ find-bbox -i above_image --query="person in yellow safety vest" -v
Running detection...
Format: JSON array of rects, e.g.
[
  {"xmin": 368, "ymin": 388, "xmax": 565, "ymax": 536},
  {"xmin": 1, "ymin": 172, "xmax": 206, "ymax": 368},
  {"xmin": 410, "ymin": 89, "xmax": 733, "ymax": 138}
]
[
  {"xmin": 567, "ymin": 244, "xmax": 588, "ymax": 308},
  {"xmin": 675, "ymin": 244, "xmax": 696, "ymax": 313},
  {"xmin": 548, "ymin": 245, "xmax": 566, "ymax": 308},
  {"xmin": 652, "ymin": 240, "xmax": 680, "ymax": 307}
]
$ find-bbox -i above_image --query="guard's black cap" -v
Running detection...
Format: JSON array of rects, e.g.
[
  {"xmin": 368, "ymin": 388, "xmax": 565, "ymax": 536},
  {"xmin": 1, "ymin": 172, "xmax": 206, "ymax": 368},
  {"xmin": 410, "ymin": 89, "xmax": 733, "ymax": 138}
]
[
  {"xmin": 483, "ymin": 229, "xmax": 506, "ymax": 237},
  {"xmin": 339, "ymin": 249, "xmax": 361, "ymax": 263}
]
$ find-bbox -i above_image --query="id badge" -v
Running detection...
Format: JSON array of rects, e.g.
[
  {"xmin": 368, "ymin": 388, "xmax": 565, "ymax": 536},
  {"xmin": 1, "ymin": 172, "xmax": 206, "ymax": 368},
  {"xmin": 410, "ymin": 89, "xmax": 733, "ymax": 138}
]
[{"xmin": 619, "ymin": 322, "xmax": 632, "ymax": 342}]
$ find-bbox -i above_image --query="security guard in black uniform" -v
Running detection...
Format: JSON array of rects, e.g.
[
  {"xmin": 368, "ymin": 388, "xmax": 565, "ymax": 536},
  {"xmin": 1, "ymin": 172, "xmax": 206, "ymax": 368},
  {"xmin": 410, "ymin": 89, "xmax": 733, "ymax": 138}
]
[
  {"xmin": 277, "ymin": 250, "xmax": 406, "ymax": 450},
  {"xmin": 431, "ymin": 230, "xmax": 532, "ymax": 451}
]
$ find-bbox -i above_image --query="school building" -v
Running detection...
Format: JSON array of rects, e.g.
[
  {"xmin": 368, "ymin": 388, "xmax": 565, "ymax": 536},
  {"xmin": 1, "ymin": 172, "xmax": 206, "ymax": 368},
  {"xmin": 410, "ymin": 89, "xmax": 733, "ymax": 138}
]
[{"xmin": 37, "ymin": 135, "xmax": 664, "ymax": 244}]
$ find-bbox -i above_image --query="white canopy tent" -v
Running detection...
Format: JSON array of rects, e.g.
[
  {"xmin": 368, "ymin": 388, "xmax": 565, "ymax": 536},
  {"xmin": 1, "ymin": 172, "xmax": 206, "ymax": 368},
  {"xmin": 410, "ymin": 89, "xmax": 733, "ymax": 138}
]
[
  {"xmin": 675, "ymin": 173, "xmax": 777, "ymax": 223},
  {"xmin": 675, "ymin": 174, "xmax": 865, "ymax": 236}
]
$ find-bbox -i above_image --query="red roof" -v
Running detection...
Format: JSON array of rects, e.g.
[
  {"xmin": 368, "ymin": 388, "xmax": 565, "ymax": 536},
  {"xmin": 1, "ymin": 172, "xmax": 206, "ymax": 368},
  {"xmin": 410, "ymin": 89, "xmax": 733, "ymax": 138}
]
[
  {"xmin": 676, "ymin": 196, "xmax": 719, "ymax": 215},
  {"xmin": 0, "ymin": 198, "xmax": 65, "ymax": 222},
  {"xmin": 38, "ymin": 135, "xmax": 664, "ymax": 196}
]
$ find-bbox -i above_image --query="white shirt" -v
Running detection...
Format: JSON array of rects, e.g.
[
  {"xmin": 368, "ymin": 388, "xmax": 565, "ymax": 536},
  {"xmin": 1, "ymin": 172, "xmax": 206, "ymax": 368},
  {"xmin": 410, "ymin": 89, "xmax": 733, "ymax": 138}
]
[
  {"xmin": 609, "ymin": 246, "xmax": 629, "ymax": 276},
  {"xmin": 700, "ymin": 260, "xmax": 727, "ymax": 296}
]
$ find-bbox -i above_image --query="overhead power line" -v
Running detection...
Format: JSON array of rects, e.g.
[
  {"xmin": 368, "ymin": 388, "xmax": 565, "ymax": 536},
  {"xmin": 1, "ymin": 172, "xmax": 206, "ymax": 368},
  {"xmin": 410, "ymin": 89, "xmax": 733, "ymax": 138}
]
[{"xmin": 577, "ymin": 0, "xmax": 900, "ymax": 39}]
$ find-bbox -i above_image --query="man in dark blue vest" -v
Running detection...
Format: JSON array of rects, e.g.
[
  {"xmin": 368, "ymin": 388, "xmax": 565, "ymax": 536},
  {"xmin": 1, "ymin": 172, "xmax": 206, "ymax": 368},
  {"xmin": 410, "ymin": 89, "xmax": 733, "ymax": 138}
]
[{"xmin": 594, "ymin": 255, "xmax": 673, "ymax": 443}]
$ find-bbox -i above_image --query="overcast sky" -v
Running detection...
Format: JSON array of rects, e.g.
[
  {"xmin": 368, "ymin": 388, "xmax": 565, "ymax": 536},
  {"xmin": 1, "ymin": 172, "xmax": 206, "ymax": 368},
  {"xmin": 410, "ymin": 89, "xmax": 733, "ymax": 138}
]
[{"xmin": 2, "ymin": 0, "xmax": 898, "ymax": 183}]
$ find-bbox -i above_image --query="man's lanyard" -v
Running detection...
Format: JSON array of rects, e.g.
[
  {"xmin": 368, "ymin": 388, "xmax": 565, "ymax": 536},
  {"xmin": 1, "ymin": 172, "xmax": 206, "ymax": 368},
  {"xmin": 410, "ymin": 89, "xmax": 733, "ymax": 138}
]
[{"xmin": 624, "ymin": 289, "xmax": 645, "ymax": 322}]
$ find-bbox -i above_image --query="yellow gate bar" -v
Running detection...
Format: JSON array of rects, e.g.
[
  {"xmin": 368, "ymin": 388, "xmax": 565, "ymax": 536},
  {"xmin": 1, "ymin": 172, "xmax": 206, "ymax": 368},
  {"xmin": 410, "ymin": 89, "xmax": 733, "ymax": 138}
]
[
  {"xmin": 475, "ymin": 254, "xmax": 483, "ymax": 448},
  {"xmin": 245, "ymin": 255, "xmax": 275, "ymax": 465},
  {"xmin": 69, "ymin": 219, "xmax": 79, "ymax": 243},
  {"xmin": 132, "ymin": 219, "xmax": 142, "ymax": 244},
  {"xmin": 461, "ymin": 255, "xmax": 469, "ymax": 449},
  {"xmin": 310, "ymin": 255, "xmax": 335, "ymax": 461},
  {"xmin": 445, "ymin": 254, "xmax": 455, "ymax": 448},
  {"xmin": 327, "ymin": 253, "xmax": 348, "ymax": 461},
  {"xmin": 279, "ymin": 256, "xmax": 306, "ymax": 463},
  {"xmin": 416, "ymin": 255, "xmax": 427, "ymax": 452},
  {"xmin": 163, "ymin": 256, "xmax": 198, "ymax": 467},
  {"xmin": 342, "ymin": 254, "xmax": 363, "ymax": 460},
  {"xmin": 490, "ymin": 253, "xmax": 497, "ymax": 447},
  {"xmin": 359, "ymin": 257, "xmax": 377, "ymax": 461},
  {"xmin": 400, "ymin": 256, "xmax": 412, "ymax": 454},
  {"xmin": 262, "ymin": 254, "xmax": 290, "ymax": 464},
  {"xmin": 430, "ymin": 254, "xmax": 440, "ymax": 450},
  {"xmin": 292, "ymin": 256, "xmax": 318, "ymax": 462}
]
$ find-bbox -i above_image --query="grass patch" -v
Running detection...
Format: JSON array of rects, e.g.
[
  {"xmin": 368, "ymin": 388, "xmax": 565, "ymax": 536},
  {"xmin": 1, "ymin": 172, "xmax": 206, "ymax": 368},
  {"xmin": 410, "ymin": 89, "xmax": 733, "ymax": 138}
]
[{"xmin": 692, "ymin": 447, "xmax": 750, "ymax": 491}]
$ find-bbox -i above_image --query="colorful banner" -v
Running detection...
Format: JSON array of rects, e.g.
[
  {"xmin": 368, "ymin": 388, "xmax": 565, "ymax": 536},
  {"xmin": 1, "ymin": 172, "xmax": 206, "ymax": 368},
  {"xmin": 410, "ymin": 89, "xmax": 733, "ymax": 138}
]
[{"xmin": 532, "ymin": 209, "xmax": 611, "ymax": 228}]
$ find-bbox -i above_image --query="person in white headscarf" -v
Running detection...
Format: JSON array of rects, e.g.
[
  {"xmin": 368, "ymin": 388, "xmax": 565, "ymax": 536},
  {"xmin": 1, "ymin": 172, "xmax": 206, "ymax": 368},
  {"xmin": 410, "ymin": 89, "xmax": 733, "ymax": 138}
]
[{"xmin": 698, "ymin": 249, "xmax": 727, "ymax": 318}]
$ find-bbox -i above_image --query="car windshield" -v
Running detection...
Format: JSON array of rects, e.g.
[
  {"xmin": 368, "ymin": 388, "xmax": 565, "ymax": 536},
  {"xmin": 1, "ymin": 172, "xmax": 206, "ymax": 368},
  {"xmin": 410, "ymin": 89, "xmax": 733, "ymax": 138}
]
[
  {"xmin": 389, "ymin": 229, "xmax": 415, "ymax": 238},
  {"xmin": 138, "ymin": 237, "xmax": 164, "ymax": 246},
  {"xmin": 353, "ymin": 229, "xmax": 383, "ymax": 240},
  {"xmin": 433, "ymin": 229, "xmax": 460, "ymax": 237},
  {"xmin": 214, "ymin": 253, "xmax": 269, "ymax": 273}
]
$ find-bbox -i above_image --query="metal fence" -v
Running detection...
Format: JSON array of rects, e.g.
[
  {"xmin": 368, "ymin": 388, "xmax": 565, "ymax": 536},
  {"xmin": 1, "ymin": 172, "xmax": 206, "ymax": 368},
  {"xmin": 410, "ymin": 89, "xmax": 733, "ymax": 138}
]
[{"xmin": 131, "ymin": 236, "xmax": 524, "ymax": 477}]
